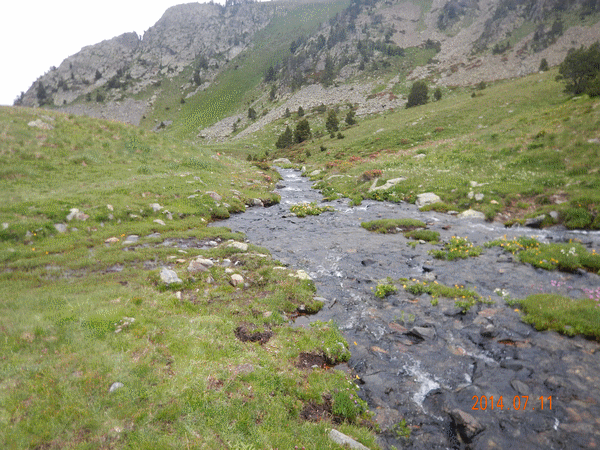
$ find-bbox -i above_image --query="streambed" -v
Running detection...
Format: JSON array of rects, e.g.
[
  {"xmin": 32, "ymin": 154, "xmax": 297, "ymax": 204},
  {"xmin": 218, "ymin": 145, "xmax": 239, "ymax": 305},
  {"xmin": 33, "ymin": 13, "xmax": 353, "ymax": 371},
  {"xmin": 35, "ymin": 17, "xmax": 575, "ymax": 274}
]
[{"xmin": 214, "ymin": 168, "xmax": 600, "ymax": 449}]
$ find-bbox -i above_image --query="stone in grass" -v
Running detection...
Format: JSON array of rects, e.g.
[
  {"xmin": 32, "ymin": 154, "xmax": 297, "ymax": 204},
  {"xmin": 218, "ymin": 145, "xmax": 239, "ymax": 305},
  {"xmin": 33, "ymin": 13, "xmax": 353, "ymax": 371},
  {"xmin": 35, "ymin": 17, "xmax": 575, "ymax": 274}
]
[
  {"xmin": 66, "ymin": 208, "xmax": 89, "ymax": 221},
  {"xmin": 227, "ymin": 241, "xmax": 248, "ymax": 251},
  {"xmin": 188, "ymin": 258, "xmax": 214, "ymax": 273},
  {"xmin": 105, "ymin": 237, "xmax": 120, "ymax": 244},
  {"xmin": 54, "ymin": 223, "xmax": 67, "ymax": 233},
  {"xmin": 289, "ymin": 270, "xmax": 312, "ymax": 280},
  {"xmin": 369, "ymin": 177, "xmax": 406, "ymax": 192},
  {"xmin": 230, "ymin": 274, "xmax": 244, "ymax": 287},
  {"xmin": 206, "ymin": 191, "xmax": 222, "ymax": 202},
  {"xmin": 150, "ymin": 203, "xmax": 162, "ymax": 212},
  {"xmin": 328, "ymin": 429, "xmax": 370, "ymax": 450},
  {"xmin": 160, "ymin": 267, "xmax": 182, "ymax": 284},
  {"xmin": 109, "ymin": 382, "xmax": 124, "ymax": 393},
  {"xmin": 122, "ymin": 235, "xmax": 139, "ymax": 245},
  {"xmin": 415, "ymin": 193, "xmax": 441, "ymax": 208}
]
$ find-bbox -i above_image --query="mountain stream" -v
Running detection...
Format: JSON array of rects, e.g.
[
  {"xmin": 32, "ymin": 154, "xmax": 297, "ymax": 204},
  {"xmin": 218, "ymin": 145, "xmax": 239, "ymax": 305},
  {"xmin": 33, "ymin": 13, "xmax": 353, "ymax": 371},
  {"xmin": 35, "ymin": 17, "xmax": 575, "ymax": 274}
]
[{"xmin": 214, "ymin": 168, "xmax": 600, "ymax": 449}]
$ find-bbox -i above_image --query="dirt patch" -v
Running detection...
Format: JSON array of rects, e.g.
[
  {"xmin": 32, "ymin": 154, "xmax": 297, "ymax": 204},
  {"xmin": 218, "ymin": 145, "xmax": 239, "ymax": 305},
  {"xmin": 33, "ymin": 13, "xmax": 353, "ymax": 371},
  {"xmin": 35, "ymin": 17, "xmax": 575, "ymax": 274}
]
[
  {"xmin": 295, "ymin": 351, "xmax": 328, "ymax": 369},
  {"xmin": 234, "ymin": 323, "xmax": 273, "ymax": 344},
  {"xmin": 300, "ymin": 393, "xmax": 333, "ymax": 422}
]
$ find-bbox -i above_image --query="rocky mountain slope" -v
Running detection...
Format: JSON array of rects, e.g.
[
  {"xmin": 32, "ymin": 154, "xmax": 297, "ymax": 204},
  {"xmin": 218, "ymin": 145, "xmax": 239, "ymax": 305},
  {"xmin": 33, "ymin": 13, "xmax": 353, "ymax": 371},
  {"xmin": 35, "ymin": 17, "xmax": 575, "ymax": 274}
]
[{"xmin": 17, "ymin": 0, "xmax": 600, "ymax": 129}]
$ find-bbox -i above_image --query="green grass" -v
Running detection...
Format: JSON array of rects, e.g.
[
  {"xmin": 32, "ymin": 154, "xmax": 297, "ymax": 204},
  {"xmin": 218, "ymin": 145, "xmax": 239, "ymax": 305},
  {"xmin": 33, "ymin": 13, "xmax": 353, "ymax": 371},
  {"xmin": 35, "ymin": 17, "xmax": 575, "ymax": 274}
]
[
  {"xmin": 373, "ymin": 279, "xmax": 398, "ymax": 298},
  {"xmin": 485, "ymin": 236, "xmax": 600, "ymax": 273},
  {"xmin": 403, "ymin": 229, "xmax": 440, "ymax": 242},
  {"xmin": 429, "ymin": 236, "xmax": 483, "ymax": 260},
  {"xmin": 516, "ymin": 294, "xmax": 600, "ymax": 340},
  {"xmin": 361, "ymin": 218, "xmax": 426, "ymax": 233},
  {"xmin": 289, "ymin": 202, "xmax": 335, "ymax": 217},
  {"xmin": 402, "ymin": 279, "xmax": 490, "ymax": 313},
  {"xmin": 0, "ymin": 106, "xmax": 378, "ymax": 449}
]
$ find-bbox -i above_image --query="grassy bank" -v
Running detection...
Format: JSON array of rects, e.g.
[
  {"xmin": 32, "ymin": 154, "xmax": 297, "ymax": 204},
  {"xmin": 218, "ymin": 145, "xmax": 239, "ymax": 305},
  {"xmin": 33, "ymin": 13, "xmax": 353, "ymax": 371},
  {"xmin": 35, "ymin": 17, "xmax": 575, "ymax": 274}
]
[{"xmin": 0, "ymin": 106, "xmax": 378, "ymax": 449}]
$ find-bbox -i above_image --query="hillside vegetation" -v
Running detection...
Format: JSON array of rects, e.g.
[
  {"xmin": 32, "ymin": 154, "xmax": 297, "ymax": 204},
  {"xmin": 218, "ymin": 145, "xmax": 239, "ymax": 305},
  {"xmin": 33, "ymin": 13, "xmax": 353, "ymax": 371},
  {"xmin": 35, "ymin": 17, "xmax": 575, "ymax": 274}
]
[{"xmin": 234, "ymin": 67, "xmax": 600, "ymax": 228}]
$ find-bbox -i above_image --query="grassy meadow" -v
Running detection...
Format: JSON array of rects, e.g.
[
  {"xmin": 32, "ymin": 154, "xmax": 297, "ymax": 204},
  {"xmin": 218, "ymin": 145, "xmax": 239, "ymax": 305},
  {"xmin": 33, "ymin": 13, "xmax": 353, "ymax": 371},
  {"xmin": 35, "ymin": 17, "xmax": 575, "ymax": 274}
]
[{"xmin": 0, "ymin": 106, "xmax": 378, "ymax": 449}]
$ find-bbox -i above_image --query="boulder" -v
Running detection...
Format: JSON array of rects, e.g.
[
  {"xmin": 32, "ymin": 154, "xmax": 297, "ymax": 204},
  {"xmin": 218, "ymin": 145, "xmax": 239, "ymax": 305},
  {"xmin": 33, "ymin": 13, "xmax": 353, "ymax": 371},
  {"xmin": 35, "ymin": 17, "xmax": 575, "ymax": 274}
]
[
  {"xmin": 328, "ymin": 429, "xmax": 370, "ymax": 450},
  {"xmin": 458, "ymin": 209, "xmax": 485, "ymax": 219},
  {"xmin": 122, "ymin": 235, "xmax": 139, "ymax": 245},
  {"xmin": 160, "ymin": 267, "xmax": 182, "ymax": 284},
  {"xmin": 206, "ymin": 191, "xmax": 222, "ymax": 202},
  {"xmin": 66, "ymin": 208, "xmax": 89, "ymax": 221},
  {"xmin": 228, "ymin": 241, "xmax": 248, "ymax": 251},
  {"xmin": 525, "ymin": 215, "xmax": 546, "ymax": 228},
  {"xmin": 289, "ymin": 269, "xmax": 311, "ymax": 280},
  {"xmin": 230, "ymin": 274, "xmax": 244, "ymax": 287},
  {"xmin": 450, "ymin": 409, "xmax": 485, "ymax": 442},
  {"xmin": 273, "ymin": 158, "xmax": 293, "ymax": 165},
  {"xmin": 150, "ymin": 203, "xmax": 162, "ymax": 212},
  {"xmin": 54, "ymin": 223, "xmax": 67, "ymax": 233},
  {"xmin": 188, "ymin": 258, "xmax": 213, "ymax": 273},
  {"xmin": 369, "ymin": 177, "xmax": 406, "ymax": 192},
  {"xmin": 415, "ymin": 193, "xmax": 441, "ymax": 208},
  {"xmin": 27, "ymin": 119, "xmax": 54, "ymax": 130}
]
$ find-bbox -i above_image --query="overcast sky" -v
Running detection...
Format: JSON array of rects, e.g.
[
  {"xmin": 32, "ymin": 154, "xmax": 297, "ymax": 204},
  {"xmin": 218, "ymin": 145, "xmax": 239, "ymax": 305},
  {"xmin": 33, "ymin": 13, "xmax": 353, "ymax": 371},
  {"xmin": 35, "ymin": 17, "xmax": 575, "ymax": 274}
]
[{"xmin": 0, "ymin": 1, "xmax": 227, "ymax": 106}]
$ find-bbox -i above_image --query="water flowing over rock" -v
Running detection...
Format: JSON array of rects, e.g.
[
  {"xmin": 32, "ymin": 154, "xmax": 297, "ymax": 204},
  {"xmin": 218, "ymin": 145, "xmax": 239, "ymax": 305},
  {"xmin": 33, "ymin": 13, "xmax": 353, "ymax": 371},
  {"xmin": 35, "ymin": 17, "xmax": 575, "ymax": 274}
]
[{"xmin": 214, "ymin": 167, "xmax": 600, "ymax": 449}]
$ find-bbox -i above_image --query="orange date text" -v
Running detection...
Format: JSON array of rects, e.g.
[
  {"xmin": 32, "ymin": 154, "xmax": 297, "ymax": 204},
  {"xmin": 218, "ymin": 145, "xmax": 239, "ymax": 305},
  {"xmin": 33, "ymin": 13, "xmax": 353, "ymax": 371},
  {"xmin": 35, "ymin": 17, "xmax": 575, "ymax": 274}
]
[{"xmin": 471, "ymin": 395, "xmax": 552, "ymax": 411}]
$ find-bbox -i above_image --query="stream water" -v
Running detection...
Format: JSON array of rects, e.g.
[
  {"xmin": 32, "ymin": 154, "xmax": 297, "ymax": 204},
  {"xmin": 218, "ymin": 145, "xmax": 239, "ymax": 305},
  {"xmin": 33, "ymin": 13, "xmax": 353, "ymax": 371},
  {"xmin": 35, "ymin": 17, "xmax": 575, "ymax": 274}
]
[{"xmin": 215, "ymin": 168, "xmax": 600, "ymax": 449}]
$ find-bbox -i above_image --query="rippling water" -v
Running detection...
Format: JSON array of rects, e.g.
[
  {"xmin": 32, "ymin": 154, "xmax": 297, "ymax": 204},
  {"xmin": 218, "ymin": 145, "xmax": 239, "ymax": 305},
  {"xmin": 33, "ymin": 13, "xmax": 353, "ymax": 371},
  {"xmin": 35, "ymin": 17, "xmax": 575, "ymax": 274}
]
[{"xmin": 214, "ymin": 168, "xmax": 600, "ymax": 449}]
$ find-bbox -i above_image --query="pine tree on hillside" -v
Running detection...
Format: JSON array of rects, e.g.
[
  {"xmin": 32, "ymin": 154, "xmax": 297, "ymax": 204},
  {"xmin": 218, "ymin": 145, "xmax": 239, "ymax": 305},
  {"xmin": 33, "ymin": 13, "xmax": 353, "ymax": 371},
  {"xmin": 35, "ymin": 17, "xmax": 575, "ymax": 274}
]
[
  {"xmin": 275, "ymin": 125, "xmax": 294, "ymax": 149},
  {"xmin": 406, "ymin": 81, "xmax": 428, "ymax": 108},
  {"xmin": 325, "ymin": 110, "xmax": 339, "ymax": 134},
  {"xmin": 558, "ymin": 42, "xmax": 600, "ymax": 96},
  {"xmin": 294, "ymin": 119, "xmax": 311, "ymax": 143},
  {"xmin": 345, "ymin": 110, "xmax": 356, "ymax": 126}
]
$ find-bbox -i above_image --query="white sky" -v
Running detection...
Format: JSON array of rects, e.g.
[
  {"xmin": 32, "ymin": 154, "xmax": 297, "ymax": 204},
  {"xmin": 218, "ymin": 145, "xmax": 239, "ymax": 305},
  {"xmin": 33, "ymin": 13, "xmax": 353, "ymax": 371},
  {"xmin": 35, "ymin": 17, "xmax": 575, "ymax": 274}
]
[{"xmin": 0, "ymin": 1, "xmax": 226, "ymax": 106}]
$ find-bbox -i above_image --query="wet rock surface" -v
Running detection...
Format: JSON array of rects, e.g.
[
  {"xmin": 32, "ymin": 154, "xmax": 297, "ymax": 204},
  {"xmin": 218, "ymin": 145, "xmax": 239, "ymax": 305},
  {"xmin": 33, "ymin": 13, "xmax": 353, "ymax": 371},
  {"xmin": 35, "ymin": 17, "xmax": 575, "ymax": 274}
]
[{"xmin": 214, "ymin": 168, "xmax": 600, "ymax": 449}]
